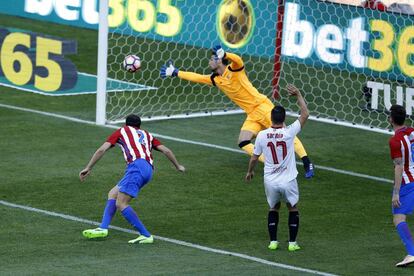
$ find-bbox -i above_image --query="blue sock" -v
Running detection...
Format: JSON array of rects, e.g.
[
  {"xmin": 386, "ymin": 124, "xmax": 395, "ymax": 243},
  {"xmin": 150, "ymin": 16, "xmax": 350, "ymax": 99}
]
[
  {"xmin": 99, "ymin": 199, "xmax": 116, "ymax": 229},
  {"xmin": 121, "ymin": 206, "xmax": 151, "ymax": 237},
  {"xmin": 396, "ymin": 222, "xmax": 414, "ymax": 255}
]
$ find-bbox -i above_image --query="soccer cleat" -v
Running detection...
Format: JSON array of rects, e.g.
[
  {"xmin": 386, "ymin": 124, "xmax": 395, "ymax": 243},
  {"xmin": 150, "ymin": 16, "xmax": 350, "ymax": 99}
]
[
  {"xmin": 82, "ymin": 227, "xmax": 108, "ymax": 239},
  {"xmin": 268, "ymin": 241, "xmax": 279, "ymax": 250},
  {"xmin": 305, "ymin": 163, "xmax": 314, "ymax": 179},
  {"xmin": 128, "ymin": 235, "xmax": 154, "ymax": 244},
  {"xmin": 288, "ymin": 242, "xmax": 301, "ymax": 252},
  {"xmin": 396, "ymin": 255, "xmax": 414, "ymax": 267}
]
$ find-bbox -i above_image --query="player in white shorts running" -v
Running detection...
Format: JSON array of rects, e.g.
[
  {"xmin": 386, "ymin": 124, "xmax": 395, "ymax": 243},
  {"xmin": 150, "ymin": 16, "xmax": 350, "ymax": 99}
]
[{"xmin": 245, "ymin": 84, "xmax": 309, "ymax": 252}]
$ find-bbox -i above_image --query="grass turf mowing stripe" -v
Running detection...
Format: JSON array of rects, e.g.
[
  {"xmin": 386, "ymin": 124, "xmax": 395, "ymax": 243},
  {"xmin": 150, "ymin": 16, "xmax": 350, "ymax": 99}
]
[
  {"xmin": 0, "ymin": 102, "xmax": 393, "ymax": 185},
  {"xmin": 0, "ymin": 199, "xmax": 337, "ymax": 276}
]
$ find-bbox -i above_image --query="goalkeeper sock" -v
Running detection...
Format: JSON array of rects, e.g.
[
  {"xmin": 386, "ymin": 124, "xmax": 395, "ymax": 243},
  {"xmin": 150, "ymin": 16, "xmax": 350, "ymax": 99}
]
[
  {"xmin": 121, "ymin": 206, "xmax": 151, "ymax": 237},
  {"xmin": 100, "ymin": 199, "xmax": 116, "ymax": 229},
  {"xmin": 268, "ymin": 210, "xmax": 279, "ymax": 241},
  {"xmin": 239, "ymin": 141, "xmax": 264, "ymax": 162},
  {"xmin": 301, "ymin": 156, "xmax": 311, "ymax": 171},
  {"xmin": 293, "ymin": 137, "xmax": 307, "ymax": 158},
  {"xmin": 396, "ymin": 222, "xmax": 414, "ymax": 255},
  {"xmin": 288, "ymin": 211, "xmax": 300, "ymax": 242}
]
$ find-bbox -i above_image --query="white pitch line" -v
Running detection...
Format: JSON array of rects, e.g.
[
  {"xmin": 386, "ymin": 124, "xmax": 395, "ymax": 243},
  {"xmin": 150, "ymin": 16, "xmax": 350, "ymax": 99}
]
[
  {"xmin": 0, "ymin": 103, "xmax": 393, "ymax": 184},
  {"xmin": 0, "ymin": 200, "xmax": 337, "ymax": 276}
]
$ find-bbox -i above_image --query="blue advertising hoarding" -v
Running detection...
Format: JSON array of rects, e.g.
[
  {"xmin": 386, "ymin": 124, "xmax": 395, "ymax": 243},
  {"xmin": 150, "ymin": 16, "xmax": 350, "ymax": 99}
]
[{"xmin": 0, "ymin": 0, "xmax": 413, "ymax": 82}]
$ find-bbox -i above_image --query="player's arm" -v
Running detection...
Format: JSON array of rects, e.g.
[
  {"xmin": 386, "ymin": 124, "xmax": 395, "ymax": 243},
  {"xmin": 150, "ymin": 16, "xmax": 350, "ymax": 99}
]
[
  {"xmin": 287, "ymin": 84, "xmax": 309, "ymax": 127},
  {"xmin": 390, "ymin": 138, "xmax": 403, "ymax": 208},
  {"xmin": 246, "ymin": 154, "xmax": 260, "ymax": 181},
  {"xmin": 178, "ymin": 71, "xmax": 213, "ymax": 85},
  {"xmin": 79, "ymin": 142, "xmax": 112, "ymax": 182},
  {"xmin": 160, "ymin": 61, "xmax": 213, "ymax": 85},
  {"xmin": 213, "ymin": 45, "xmax": 244, "ymax": 71},
  {"xmin": 155, "ymin": 144, "xmax": 185, "ymax": 172},
  {"xmin": 246, "ymin": 136, "xmax": 262, "ymax": 181},
  {"xmin": 392, "ymin": 157, "xmax": 403, "ymax": 208}
]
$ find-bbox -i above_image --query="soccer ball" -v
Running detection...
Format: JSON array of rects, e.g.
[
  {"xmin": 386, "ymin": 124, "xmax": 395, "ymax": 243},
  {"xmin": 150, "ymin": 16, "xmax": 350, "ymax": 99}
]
[{"xmin": 122, "ymin": 55, "xmax": 141, "ymax": 72}]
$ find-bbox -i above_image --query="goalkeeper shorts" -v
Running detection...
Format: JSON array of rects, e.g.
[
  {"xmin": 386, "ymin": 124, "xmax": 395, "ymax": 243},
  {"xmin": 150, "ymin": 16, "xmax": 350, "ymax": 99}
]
[{"xmin": 241, "ymin": 100, "xmax": 274, "ymax": 135}]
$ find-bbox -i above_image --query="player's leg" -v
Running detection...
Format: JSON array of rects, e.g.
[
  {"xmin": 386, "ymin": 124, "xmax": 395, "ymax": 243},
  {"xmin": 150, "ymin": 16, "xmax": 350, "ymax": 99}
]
[
  {"xmin": 394, "ymin": 214, "xmax": 414, "ymax": 267},
  {"xmin": 268, "ymin": 203, "xmax": 281, "ymax": 250},
  {"xmin": 116, "ymin": 191, "xmax": 152, "ymax": 242},
  {"xmin": 284, "ymin": 179, "xmax": 300, "ymax": 251},
  {"xmin": 239, "ymin": 122, "xmax": 264, "ymax": 162},
  {"xmin": 293, "ymin": 137, "xmax": 314, "ymax": 179},
  {"xmin": 239, "ymin": 102, "xmax": 274, "ymax": 162},
  {"xmin": 82, "ymin": 186, "xmax": 119, "ymax": 239},
  {"xmin": 100, "ymin": 186, "xmax": 119, "ymax": 229},
  {"xmin": 118, "ymin": 160, "xmax": 154, "ymax": 244},
  {"xmin": 264, "ymin": 177, "xmax": 281, "ymax": 250},
  {"xmin": 287, "ymin": 203, "xmax": 300, "ymax": 251},
  {"xmin": 393, "ymin": 187, "xmax": 414, "ymax": 267}
]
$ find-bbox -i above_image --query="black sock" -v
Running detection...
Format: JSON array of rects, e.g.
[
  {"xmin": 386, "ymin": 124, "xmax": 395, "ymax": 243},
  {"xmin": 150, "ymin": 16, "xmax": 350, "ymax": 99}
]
[
  {"xmin": 288, "ymin": 211, "xmax": 299, "ymax": 242},
  {"xmin": 268, "ymin": 210, "xmax": 279, "ymax": 241},
  {"xmin": 301, "ymin": 156, "xmax": 311, "ymax": 171}
]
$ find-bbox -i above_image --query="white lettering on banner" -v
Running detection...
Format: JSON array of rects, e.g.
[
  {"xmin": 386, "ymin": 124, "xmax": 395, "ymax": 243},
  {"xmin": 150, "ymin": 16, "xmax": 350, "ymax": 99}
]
[
  {"xmin": 82, "ymin": 0, "xmax": 99, "ymax": 24},
  {"xmin": 55, "ymin": 0, "xmax": 81, "ymax": 21},
  {"xmin": 406, "ymin": 88, "xmax": 414, "ymax": 116},
  {"xmin": 367, "ymin": 81, "xmax": 414, "ymax": 115},
  {"xmin": 24, "ymin": 0, "xmax": 53, "ymax": 16},
  {"xmin": 315, "ymin": 24, "xmax": 344, "ymax": 64},
  {"xmin": 367, "ymin": 81, "xmax": 382, "ymax": 110},
  {"xmin": 283, "ymin": 2, "xmax": 370, "ymax": 67},
  {"xmin": 345, "ymin": 18, "xmax": 368, "ymax": 68},
  {"xmin": 282, "ymin": 2, "xmax": 314, "ymax": 59}
]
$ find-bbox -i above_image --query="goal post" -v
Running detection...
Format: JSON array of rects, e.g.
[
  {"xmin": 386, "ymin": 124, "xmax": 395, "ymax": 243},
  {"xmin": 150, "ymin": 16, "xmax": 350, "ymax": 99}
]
[
  {"xmin": 96, "ymin": 0, "xmax": 109, "ymax": 125},
  {"xmin": 97, "ymin": 0, "xmax": 414, "ymax": 132}
]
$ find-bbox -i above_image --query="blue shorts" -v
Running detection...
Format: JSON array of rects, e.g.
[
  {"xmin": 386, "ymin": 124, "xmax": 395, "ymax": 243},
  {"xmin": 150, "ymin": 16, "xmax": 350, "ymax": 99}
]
[
  {"xmin": 117, "ymin": 159, "xmax": 153, "ymax": 198},
  {"xmin": 393, "ymin": 183, "xmax": 414, "ymax": 215}
]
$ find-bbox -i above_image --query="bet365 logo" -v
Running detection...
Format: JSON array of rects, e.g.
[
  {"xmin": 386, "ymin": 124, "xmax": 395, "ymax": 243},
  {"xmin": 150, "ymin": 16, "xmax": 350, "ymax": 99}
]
[
  {"xmin": 216, "ymin": 0, "xmax": 255, "ymax": 49},
  {"xmin": 0, "ymin": 28, "xmax": 77, "ymax": 92},
  {"xmin": 282, "ymin": 2, "xmax": 414, "ymax": 78}
]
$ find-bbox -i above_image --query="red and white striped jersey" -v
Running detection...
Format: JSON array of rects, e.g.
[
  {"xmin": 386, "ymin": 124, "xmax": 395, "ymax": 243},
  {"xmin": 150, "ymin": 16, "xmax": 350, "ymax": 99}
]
[
  {"xmin": 389, "ymin": 127, "xmax": 414, "ymax": 185},
  {"xmin": 107, "ymin": 126, "xmax": 162, "ymax": 166}
]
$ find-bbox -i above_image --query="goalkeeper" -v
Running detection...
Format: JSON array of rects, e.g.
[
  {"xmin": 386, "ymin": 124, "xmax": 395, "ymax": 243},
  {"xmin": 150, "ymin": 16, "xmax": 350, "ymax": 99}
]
[{"xmin": 160, "ymin": 45, "xmax": 314, "ymax": 178}]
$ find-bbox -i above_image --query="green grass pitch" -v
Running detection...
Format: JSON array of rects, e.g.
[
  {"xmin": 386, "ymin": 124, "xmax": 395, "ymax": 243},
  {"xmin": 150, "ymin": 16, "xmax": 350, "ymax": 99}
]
[{"xmin": 0, "ymin": 15, "xmax": 413, "ymax": 275}]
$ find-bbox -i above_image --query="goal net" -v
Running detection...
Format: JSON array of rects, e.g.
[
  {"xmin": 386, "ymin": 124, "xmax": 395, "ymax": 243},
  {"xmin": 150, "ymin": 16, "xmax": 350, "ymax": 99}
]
[{"xmin": 103, "ymin": 0, "xmax": 414, "ymax": 133}]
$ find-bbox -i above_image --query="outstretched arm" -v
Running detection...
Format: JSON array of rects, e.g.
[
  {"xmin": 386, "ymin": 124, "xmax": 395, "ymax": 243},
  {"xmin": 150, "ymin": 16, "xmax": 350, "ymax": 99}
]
[
  {"xmin": 225, "ymin": 52, "xmax": 244, "ymax": 71},
  {"xmin": 178, "ymin": 71, "xmax": 213, "ymax": 85},
  {"xmin": 80, "ymin": 142, "xmax": 112, "ymax": 181},
  {"xmin": 212, "ymin": 45, "xmax": 244, "ymax": 71},
  {"xmin": 155, "ymin": 144, "xmax": 185, "ymax": 172},
  {"xmin": 160, "ymin": 61, "xmax": 212, "ymax": 85},
  {"xmin": 287, "ymin": 84, "xmax": 309, "ymax": 128}
]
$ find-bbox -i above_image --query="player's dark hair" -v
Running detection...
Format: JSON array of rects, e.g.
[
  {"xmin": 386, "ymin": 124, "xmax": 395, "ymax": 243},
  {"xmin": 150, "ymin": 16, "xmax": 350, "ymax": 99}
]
[
  {"xmin": 126, "ymin": 114, "xmax": 141, "ymax": 128},
  {"xmin": 271, "ymin": 106, "xmax": 286, "ymax": 124},
  {"xmin": 390, "ymin": 105, "xmax": 406, "ymax": 126}
]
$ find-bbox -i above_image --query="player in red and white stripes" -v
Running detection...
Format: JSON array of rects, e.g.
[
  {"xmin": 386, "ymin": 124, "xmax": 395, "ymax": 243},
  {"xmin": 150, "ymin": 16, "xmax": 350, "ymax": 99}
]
[
  {"xmin": 80, "ymin": 114, "xmax": 185, "ymax": 244},
  {"xmin": 388, "ymin": 105, "xmax": 414, "ymax": 267}
]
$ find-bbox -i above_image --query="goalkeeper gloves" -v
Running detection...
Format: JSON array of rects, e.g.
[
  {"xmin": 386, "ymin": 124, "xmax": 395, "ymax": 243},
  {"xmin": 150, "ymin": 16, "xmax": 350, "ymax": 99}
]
[
  {"xmin": 160, "ymin": 61, "xmax": 179, "ymax": 78},
  {"xmin": 212, "ymin": 45, "xmax": 225, "ymax": 59}
]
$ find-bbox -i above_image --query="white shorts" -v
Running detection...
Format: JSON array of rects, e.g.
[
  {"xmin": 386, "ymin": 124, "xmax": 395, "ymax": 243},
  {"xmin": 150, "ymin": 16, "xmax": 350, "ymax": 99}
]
[{"xmin": 264, "ymin": 178, "xmax": 299, "ymax": 208}]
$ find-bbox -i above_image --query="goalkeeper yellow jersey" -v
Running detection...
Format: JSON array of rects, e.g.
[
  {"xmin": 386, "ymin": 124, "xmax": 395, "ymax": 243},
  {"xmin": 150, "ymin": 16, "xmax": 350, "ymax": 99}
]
[{"xmin": 177, "ymin": 52, "xmax": 270, "ymax": 114}]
